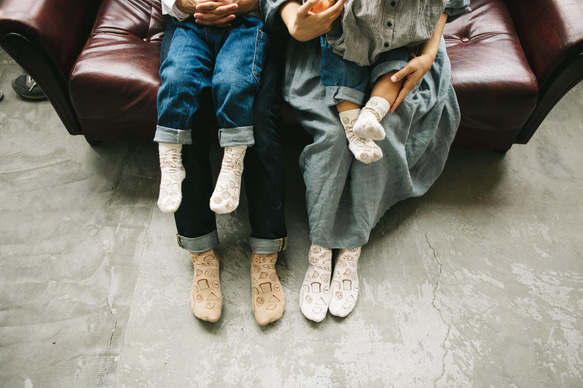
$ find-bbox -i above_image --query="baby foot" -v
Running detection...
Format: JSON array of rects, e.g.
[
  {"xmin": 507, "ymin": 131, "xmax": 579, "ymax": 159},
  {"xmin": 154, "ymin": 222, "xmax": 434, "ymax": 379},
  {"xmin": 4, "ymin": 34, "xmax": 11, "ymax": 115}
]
[
  {"xmin": 353, "ymin": 96, "xmax": 390, "ymax": 140},
  {"xmin": 345, "ymin": 125, "xmax": 383, "ymax": 164},
  {"xmin": 353, "ymin": 111, "xmax": 386, "ymax": 140}
]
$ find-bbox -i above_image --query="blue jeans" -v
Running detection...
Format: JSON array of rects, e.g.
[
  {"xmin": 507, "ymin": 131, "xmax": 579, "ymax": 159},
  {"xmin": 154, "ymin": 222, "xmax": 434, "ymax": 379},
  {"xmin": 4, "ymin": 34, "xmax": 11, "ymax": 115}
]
[
  {"xmin": 155, "ymin": 15, "xmax": 269, "ymax": 148},
  {"xmin": 159, "ymin": 20, "xmax": 287, "ymax": 254},
  {"xmin": 320, "ymin": 36, "xmax": 409, "ymax": 106}
]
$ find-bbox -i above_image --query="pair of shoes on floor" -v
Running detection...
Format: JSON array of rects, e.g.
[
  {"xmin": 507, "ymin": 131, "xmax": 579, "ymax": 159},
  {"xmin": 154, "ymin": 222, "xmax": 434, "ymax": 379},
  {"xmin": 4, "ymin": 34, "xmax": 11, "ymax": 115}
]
[{"xmin": 12, "ymin": 74, "xmax": 46, "ymax": 100}]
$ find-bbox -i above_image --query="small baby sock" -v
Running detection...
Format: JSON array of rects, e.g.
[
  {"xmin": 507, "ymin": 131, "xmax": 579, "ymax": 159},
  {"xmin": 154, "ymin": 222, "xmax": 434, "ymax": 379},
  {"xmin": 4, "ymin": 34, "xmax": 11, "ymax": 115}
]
[
  {"xmin": 340, "ymin": 109, "xmax": 383, "ymax": 164},
  {"xmin": 250, "ymin": 253, "xmax": 286, "ymax": 326},
  {"xmin": 210, "ymin": 145, "xmax": 247, "ymax": 214},
  {"xmin": 299, "ymin": 244, "xmax": 333, "ymax": 322},
  {"xmin": 353, "ymin": 96, "xmax": 390, "ymax": 140},
  {"xmin": 190, "ymin": 249, "xmax": 222, "ymax": 322},
  {"xmin": 329, "ymin": 247, "xmax": 361, "ymax": 317},
  {"xmin": 157, "ymin": 143, "xmax": 185, "ymax": 213}
]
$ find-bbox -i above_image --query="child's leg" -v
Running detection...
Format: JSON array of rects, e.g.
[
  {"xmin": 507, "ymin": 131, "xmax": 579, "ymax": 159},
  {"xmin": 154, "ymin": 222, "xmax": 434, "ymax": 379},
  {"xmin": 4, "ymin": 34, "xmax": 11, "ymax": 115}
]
[
  {"xmin": 353, "ymin": 72, "xmax": 404, "ymax": 140},
  {"xmin": 354, "ymin": 48, "xmax": 409, "ymax": 140},
  {"xmin": 208, "ymin": 16, "xmax": 267, "ymax": 214},
  {"xmin": 155, "ymin": 18, "xmax": 213, "ymax": 213},
  {"xmin": 321, "ymin": 38, "xmax": 383, "ymax": 163},
  {"xmin": 339, "ymin": 108, "xmax": 383, "ymax": 164}
]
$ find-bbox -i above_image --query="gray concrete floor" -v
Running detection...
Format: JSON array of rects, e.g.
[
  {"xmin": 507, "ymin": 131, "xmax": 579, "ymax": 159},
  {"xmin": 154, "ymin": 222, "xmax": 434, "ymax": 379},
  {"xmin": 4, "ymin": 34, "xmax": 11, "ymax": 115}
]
[{"xmin": 1, "ymin": 47, "xmax": 582, "ymax": 387}]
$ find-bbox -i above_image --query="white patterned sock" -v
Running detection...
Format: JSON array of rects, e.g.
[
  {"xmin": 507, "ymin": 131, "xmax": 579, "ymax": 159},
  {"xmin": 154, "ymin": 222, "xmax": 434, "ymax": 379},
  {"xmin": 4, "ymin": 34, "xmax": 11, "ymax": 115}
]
[
  {"xmin": 340, "ymin": 109, "xmax": 383, "ymax": 164},
  {"xmin": 329, "ymin": 247, "xmax": 361, "ymax": 317},
  {"xmin": 299, "ymin": 244, "xmax": 332, "ymax": 322},
  {"xmin": 353, "ymin": 96, "xmax": 390, "ymax": 140},
  {"xmin": 157, "ymin": 143, "xmax": 185, "ymax": 213},
  {"xmin": 210, "ymin": 145, "xmax": 247, "ymax": 214}
]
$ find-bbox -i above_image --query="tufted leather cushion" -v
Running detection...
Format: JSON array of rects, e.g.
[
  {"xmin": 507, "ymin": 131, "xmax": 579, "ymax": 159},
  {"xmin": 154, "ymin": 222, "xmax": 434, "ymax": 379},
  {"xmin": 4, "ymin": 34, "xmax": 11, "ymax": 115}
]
[
  {"xmin": 69, "ymin": 0, "xmax": 165, "ymax": 141},
  {"xmin": 64, "ymin": 0, "xmax": 548, "ymax": 148},
  {"xmin": 506, "ymin": 0, "xmax": 583, "ymax": 86},
  {"xmin": 445, "ymin": 0, "xmax": 538, "ymax": 149}
]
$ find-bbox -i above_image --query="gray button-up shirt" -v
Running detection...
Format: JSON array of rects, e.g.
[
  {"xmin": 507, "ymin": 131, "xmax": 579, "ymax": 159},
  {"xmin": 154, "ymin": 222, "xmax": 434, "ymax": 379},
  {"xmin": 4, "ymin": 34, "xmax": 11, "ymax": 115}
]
[{"xmin": 327, "ymin": 0, "xmax": 450, "ymax": 66}]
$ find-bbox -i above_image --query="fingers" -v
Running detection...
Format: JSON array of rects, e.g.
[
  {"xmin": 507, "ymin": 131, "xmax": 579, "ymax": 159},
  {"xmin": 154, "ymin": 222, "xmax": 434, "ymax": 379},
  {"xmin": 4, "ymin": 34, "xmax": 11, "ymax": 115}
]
[
  {"xmin": 194, "ymin": 2, "xmax": 238, "ymax": 25},
  {"xmin": 194, "ymin": 3, "xmax": 237, "ymax": 25},
  {"xmin": 390, "ymin": 79, "xmax": 416, "ymax": 112},
  {"xmin": 323, "ymin": 0, "xmax": 346, "ymax": 17},
  {"xmin": 299, "ymin": 0, "xmax": 321, "ymax": 14},
  {"xmin": 390, "ymin": 63, "xmax": 414, "ymax": 83},
  {"xmin": 196, "ymin": 1, "xmax": 238, "ymax": 12}
]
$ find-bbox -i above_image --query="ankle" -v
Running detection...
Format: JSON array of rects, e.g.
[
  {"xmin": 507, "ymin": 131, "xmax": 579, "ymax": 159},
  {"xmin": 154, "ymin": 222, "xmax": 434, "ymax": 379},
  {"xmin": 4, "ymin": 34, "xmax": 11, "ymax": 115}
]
[{"xmin": 210, "ymin": 146, "xmax": 247, "ymax": 214}]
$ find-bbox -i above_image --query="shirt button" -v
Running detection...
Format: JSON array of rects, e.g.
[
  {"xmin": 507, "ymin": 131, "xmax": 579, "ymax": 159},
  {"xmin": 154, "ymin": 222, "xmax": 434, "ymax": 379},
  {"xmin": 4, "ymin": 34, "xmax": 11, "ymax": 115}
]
[
  {"xmin": 391, "ymin": 1, "xmax": 396, "ymax": 5},
  {"xmin": 384, "ymin": 42, "xmax": 390, "ymax": 48},
  {"xmin": 387, "ymin": 21, "xmax": 392, "ymax": 27}
]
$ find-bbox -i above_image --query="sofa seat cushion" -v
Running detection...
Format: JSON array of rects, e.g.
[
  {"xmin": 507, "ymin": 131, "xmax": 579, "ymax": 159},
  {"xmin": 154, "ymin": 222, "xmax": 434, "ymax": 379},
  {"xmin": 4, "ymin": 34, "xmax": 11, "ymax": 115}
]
[
  {"xmin": 69, "ymin": 0, "xmax": 164, "ymax": 141},
  {"xmin": 445, "ymin": 0, "xmax": 538, "ymax": 148}
]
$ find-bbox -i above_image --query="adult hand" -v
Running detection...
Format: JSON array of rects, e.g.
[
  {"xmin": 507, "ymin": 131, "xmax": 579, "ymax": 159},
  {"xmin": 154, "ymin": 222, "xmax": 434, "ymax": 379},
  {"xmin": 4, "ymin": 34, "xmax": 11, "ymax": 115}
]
[
  {"xmin": 388, "ymin": 52, "xmax": 434, "ymax": 112},
  {"xmin": 280, "ymin": 0, "xmax": 346, "ymax": 42},
  {"xmin": 389, "ymin": 12, "xmax": 447, "ymax": 112}
]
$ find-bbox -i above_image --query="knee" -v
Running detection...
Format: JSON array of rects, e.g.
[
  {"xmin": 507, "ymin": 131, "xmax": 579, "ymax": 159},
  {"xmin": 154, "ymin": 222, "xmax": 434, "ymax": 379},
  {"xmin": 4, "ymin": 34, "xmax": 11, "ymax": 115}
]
[{"xmin": 159, "ymin": 65, "xmax": 183, "ymax": 88}]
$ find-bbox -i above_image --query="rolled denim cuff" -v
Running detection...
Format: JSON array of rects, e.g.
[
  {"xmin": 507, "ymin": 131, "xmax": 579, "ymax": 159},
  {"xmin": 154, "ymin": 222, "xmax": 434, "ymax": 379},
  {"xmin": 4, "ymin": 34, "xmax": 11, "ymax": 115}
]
[
  {"xmin": 154, "ymin": 125, "xmax": 193, "ymax": 144},
  {"xmin": 177, "ymin": 230, "xmax": 219, "ymax": 253},
  {"xmin": 324, "ymin": 85, "xmax": 366, "ymax": 107},
  {"xmin": 218, "ymin": 126, "xmax": 255, "ymax": 148},
  {"xmin": 249, "ymin": 236, "xmax": 287, "ymax": 254},
  {"xmin": 370, "ymin": 60, "xmax": 408, "ymax": 85}
]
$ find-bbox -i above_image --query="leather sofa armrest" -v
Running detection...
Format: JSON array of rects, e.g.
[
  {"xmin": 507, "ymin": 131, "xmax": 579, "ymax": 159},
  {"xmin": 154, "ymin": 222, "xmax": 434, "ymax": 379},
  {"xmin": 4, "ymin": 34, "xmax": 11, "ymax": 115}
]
[
  {"xmin": 0, "ymin": 0, "xmax": 103, "ymax": 135},
  {"xmin": 505, "ymin": 0, "xmax": 583, "ymax": 143}
]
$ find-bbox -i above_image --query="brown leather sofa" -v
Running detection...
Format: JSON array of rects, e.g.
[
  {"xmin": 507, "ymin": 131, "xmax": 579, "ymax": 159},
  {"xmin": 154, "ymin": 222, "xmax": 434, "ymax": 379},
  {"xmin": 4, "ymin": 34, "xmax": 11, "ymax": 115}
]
[{"xmin": 1, "ymin": 0, "xmax": 582, "ymax": 151}]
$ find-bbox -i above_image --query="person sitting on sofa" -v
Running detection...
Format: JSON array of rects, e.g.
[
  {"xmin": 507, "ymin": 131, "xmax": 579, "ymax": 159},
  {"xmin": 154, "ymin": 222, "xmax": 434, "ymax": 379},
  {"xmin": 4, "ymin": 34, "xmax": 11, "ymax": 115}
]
[
  {"xmin": 263, "ymin": 0, "xmax": 469, "ymax": 322},
  {"xmin": 156, "ymin": 0, "xmax": 269, "ymax": 216},
  {"xmin": 159, "ymin": 0, "xmax": 288, "ymax": 325}
]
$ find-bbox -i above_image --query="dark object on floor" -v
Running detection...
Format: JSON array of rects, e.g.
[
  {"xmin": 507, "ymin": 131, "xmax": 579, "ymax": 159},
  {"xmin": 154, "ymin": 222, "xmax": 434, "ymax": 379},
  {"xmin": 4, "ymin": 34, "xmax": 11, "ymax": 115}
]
[{"xmin": 11, "ymin": 73, "xmax": 46, "ymax": 100}]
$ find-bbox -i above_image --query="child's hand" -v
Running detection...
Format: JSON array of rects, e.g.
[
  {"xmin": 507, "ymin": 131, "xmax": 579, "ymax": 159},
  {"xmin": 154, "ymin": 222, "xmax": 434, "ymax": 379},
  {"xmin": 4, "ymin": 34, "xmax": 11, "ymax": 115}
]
[
  {"xmin": 193, "ymin": 0, "xmax": 240, "ymax": 26},
  {"xmin": 176, "ymin": 0, "xmax": 251, "ymax": 27},
  {"xmin": 389, "ymin": 52, "xmax": 435, "ymax": 112},
  {"xmin": 281, "ymin": 0, "xmax": 345, "ymax": 42}
]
